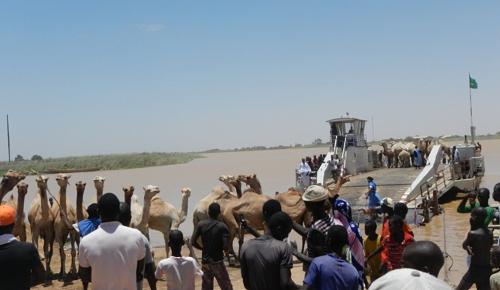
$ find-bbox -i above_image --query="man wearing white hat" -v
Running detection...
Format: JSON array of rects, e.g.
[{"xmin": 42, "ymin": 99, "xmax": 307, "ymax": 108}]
[{"xmin": 369, "ymin": 268, "xmax": 452, "ymax": 290}]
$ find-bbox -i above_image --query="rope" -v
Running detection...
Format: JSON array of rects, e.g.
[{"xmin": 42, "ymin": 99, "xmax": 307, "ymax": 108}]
[{"xmin": 441, "ymin": 206, "xmax": 454, "ymax": 286}]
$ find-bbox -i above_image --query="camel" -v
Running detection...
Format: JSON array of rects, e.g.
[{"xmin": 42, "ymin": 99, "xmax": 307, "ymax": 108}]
[
  {"xmin": 13, "ymin": 182, "xmax": 28, "ymax": 241},
  {"xmin": 134, "ymin": 185, "xmax": 160, "ymax": 238},
  {"xmin": 75, "ymin": 181, "xmax": 88, "ymax": 221},
  {"xmin": 123, "ymin": 186, "xmax": 143, "ymax": 228},
  {"xmin": 126, "ymin": 185, "xmax": 191, "ymax": 257},
  {"xmin": 275, "ymin": 188, "xmax": 309, "ymax": 225},
  {"xmin": 28, "ymin": 175, "xmax": 55, "ymax": 277},
  {"xmin": 398, "ymin": 150, "xmax": 412, "ymax": 168},
  {"xmin": 0, "ymin": 170, "xmax": 25, "ymax": 202},
  {"xmin": 51, "ymin": 174, "xmax": 78, "ymax": 280},
  {"xmin": 237, "ymin": 174, "xmax": 263, "ymax": 194},
  {"xmin": 192, "ymin": 186, "xmax": 238, "ymax": 233},
  {"xmin": 93, "ymin": 176, "xmax": 105, "ymax": 201},
  {"xmin": 221, "ymin": 191, "xmax": 271, "ymax": 262},
  {"xmin": 381, "ymin": 142, "xmax": 395, "ymax": 168}
]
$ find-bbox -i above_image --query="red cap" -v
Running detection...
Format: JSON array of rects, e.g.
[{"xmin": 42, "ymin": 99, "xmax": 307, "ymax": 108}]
[{"xmin": 0, "ymin": 205, "xmax": 16, "ymax": 226}]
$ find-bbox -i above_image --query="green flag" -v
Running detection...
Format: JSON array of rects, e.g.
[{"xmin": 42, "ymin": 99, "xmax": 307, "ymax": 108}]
[{"xmin": 469, "ymin": 75, "xmax": 478, "ymax": 89}]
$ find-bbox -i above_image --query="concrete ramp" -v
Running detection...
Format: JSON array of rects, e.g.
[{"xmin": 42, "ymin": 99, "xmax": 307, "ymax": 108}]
[{"xmin": 400, "ymin": 145, "xmax": 443, "ymax": 203}]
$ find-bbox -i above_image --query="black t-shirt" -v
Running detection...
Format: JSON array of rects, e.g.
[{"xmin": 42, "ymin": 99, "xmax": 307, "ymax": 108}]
[
  {"xmin": 194, "ymin": 219, "xmax": 229, "ymax": 263},
  {"xmin": 0, "ymin": 240, "xmax": 42, "ymax": 290}
]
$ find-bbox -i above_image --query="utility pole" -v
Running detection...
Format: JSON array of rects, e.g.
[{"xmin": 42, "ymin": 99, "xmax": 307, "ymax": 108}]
[{"xmin": 6, "ymin": 115, "xmax": 11, "ymax": 162}]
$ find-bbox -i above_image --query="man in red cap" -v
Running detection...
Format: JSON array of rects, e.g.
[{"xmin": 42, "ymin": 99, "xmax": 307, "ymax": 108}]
[{"xmin": 0, "ymin": 204, "xmax": 45, "ymax": 289}]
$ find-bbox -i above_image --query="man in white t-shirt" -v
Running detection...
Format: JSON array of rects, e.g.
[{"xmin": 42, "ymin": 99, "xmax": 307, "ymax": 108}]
[
  {"xmin": 155, "ymin": 230, "xmax": 203, "ymax": 290},
  {"xmin": 79, "ymin": 193, "xmax": 146, "ymax": 290}
]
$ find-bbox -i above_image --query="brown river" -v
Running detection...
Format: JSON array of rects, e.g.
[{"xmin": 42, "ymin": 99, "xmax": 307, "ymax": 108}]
[{"xmin": 19, "ymin": 139, "xmax": 500, "ymax": 288}]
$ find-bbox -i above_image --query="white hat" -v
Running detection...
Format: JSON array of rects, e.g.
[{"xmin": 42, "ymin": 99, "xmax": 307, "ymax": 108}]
[
  {"xmin": 369, "ymin": 268, "xmax": 452, "ymax": 290},
  {"xmin": 302, "ymin": 185, "xmax": 328, "ymax": 202}
]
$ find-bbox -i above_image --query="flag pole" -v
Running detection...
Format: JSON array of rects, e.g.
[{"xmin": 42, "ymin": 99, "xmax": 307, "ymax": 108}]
[{"xmin": 468, "ymin": 73, "xmax": 475, "ymax": 144}]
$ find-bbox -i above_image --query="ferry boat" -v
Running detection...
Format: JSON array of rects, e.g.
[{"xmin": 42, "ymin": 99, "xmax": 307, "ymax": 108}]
[{"xmin": 296, "ymin": 116, "xmax": 484, "ymax": 222}]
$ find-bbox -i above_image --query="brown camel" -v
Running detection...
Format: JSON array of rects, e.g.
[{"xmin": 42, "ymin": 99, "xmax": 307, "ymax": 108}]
[
  {"xmin": 51, "ymin": 174, "xmax": 78, "ymax": 280},
  {"xmin": 28, "ymin": 175, "xmax": 55, "ymax": 277},
  {"xmin": 326, "ymin": 175, "xmax": 351, "ymax": 197},
  {"xmin": 237, "ymin": 174, "xmax": 263, "ymax": 194},
  {"xmin": 93, "ymin": 176, "xmax": 105, "ymax": 201},
  {"xmin": 75, "ymin": 181, "xmax": 88, "ymax": 221},
  {"xmin": 134, "ymin": 185, "xmax": 160, "ymax": 238},
  {"xmin": 275, "ymin": 187, "xmax": 310, "ymax": 226},
  {"xmin": 192, "ymin": 185, "xmax": 237, "ymax": 231},
  {"xmin": 13, "ymin": 182, "xmax": 28, "ymax": 241},
  {"xmin": 221, "ymin": 191, "xmax": 271, "ymax": 261},
  {"xmin": 381, "ymin": 142, "xmax": 395, "ymax": 168},
  {"xmin": 0, "ymin": 170, "xmax": 25, "ymax": 202},
  {"xmin": 3, "ymin": 182, "xmax": 29, "ymax": 241}
]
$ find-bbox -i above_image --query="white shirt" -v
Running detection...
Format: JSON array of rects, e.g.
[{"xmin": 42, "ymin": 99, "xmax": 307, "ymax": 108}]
[
  {"xmin": 79, "ymin": 221, "xmax": 146, "ymax": 290},
  {"xmin": 0, "ymin": 234, "xmax": 16, "ymax": 246},
  {"xmin": 297, "ymin": 162, "xmax": 311, "ymax": 174},
  {"xmin": 155, "ymin": 256, "xmax": 203, "ymax": 290}
]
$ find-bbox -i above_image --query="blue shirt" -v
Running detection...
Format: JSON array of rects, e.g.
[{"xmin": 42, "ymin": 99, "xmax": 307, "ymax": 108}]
[
  {"xmin": 304, "ymin": 254, "xmax": 362, "ymax": 290},
  {"xmin": 78, "ymin": 218, "xmax": 101, "ymax": 237},
  {"xmin": 368, "ymin": 181, "xmax": 376, "ymax": 192}
]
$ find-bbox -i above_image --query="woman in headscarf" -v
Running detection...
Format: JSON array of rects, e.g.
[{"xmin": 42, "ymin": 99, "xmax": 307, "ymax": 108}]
[{"xmin": 332, "ymin": 198, "xmax": 365, "ymax": 275}]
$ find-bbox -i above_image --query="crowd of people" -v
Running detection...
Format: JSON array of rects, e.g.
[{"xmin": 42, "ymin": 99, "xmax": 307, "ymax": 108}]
[{"xmin": 2, "ymin": 179, "xmax": 500, "ymax": 290}]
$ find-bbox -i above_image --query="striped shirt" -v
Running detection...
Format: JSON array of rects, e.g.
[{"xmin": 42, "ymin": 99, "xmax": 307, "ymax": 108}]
[
  {"xmin": 380, "ymin": 233, "xmax": 414, "ymax": 271},
  {"xmin": 311, "ymin": 213, "xmax": 335, "ymax": 235}
]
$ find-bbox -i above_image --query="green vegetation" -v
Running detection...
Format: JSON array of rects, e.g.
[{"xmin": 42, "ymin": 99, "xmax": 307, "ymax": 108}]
[{"xmin": 0, "ymin": 152, "xmax": 203, "ymax": 175}]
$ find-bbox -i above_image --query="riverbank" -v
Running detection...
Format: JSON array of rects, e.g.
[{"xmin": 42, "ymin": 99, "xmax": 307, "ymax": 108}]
[{"xmin": 0, "ymin": 152, "xmax": 203, "ymax": 175}]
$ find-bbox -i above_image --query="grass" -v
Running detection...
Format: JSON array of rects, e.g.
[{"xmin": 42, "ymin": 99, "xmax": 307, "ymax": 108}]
[{"xmin": 0, "ymin": 152, "xmax": 203, "ymax": 175}]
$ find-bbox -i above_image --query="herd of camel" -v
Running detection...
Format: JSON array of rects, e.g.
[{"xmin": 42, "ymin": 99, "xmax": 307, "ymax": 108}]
[
  {"xmin": 379, "ymin": 139, "xmax": 451, "ymax": 168},
  {"xmin": 0, "ymin": 170, "xmax": 350, "ymax": 282}
]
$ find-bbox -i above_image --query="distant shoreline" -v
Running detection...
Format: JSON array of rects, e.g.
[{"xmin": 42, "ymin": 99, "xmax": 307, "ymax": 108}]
[{"xmin": 0, "ymin": 152, "xmax": 203, "ymax": 176}]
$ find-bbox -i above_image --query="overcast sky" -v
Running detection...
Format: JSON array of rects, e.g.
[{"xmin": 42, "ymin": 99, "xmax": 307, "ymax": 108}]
[{"xmin": 0, "ymin": 1, "xmax": 499, "ymax": 160}]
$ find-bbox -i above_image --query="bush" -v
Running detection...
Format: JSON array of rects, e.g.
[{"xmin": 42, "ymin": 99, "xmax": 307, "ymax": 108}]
[
  {"xmin": 14, "ymin": 155, "xmax": 24, "ymax": 162},
  {"xmin": 31, "ymin": 155, "xmax": 43, "ymax": 161}
]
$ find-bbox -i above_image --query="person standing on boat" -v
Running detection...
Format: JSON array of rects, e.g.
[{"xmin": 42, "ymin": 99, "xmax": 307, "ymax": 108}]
[
  {"xmin": 457, "ymin": 188, "xmax": 495, "ymax": 225},
  {"xmin": 413, "ymin": 146, "xmax": 422, "ymax": 169},
  {"xmin": 297, "ymin": 158, "xmax": 312, "ymax": 190},
  {"xmin": 365, "ymin": 177, "xmax": 381, "ymax": 217}
]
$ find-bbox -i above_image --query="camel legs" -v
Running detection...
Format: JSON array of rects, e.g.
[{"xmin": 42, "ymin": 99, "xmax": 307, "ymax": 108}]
[
  {"xmin": 58, "ymin": 241, "xmax": 66, "ymax": 280},
  {"xmin": 43, "ymin": 235, "xmax": 53, "ymax": 278},
  {"xmin": 163, "ymin": 231, "xmax": 170, "ymax": 257},
  {"xmin": 69, "ymin": 232, "xmax": 78, "ymax": 278}
]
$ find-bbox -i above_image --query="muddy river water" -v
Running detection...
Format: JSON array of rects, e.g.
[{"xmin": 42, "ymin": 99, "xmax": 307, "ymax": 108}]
[{"xmin": 18, "ymin": 139, "xmax": 500, "ymax": 287}]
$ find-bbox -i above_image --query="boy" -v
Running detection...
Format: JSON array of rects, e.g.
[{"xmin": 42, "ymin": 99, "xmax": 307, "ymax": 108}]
[
  {"xmin": 380, "ymin": 215, "xmax": 414, "ymax": 273},
  {"xmin": 156, "ymin": 230, "xmax": 203, "ymax": 290},
  {"xmin": 456, "ymin": 207, "xmax": 493, "ymax": 290},
  {"xmin": 364, "ymin": 219, "xmax": 382, "ymax": 284},
  {"xmin": 303, "ymin": 225, "xmax": 362, "ymax": 290}
]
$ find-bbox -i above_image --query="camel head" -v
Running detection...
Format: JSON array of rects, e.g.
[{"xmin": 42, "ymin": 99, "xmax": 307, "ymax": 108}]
[
  {"xmin": 338, "ymin": 175, "xmax": 351, "ymax": 186},
  {"xmin": 56, "ymin": 173, "xmax": 71, "ymax": 188},
  {"xmin": 16, "ymin": 182, "xmax": 28, "ymax": 196},
  {"xmin": 1, "ymin": 170, "xmax": 26, "ymax": 194},
  {"xmin": 181, "ymin": 187, "xmax": 191, "ymax": 198},
  {"xmin": 143, "ymin": 185, "xmax": 160, "ymax": 201},
  {"xmin": 122, "ymin": 186, "xmax": 135, "ymax": 200},
  {"xmin": 237, "ymin": 174, "xmax": 256, "ymax": 184},
  {"xmin": 93, "ymin": 176, "xmax": 105, "ymax": 190},
  {"xmin": 75, "ymin": 181, "xmax": 86, "ymax": 194},
  {"xmin": 35, "ymin": 175, "xmax": 49, "ymax": 190},
  {"xmin": 218, "ymin": 175, "xmax": 234, "ymax": 185}
]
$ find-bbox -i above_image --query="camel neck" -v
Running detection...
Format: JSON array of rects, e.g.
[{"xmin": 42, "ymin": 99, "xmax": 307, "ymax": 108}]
[
  {"xmin": 58, "ymin": 186, "xmax": 67, "ymax": 213},
  {"xmin": 179, "ymin": 193, "xmax": 189, "ymax": 224},
  {"xmin": 39, "ymin": 188, "xmax": 50, "ymax": 218},
  {"xmin": 16, "ymin": 193, "xmax": 25, "ymax": 223},
  {"xmin": 138, "ymin": 196, "xmax": 153, "ymax": 228},
  {"xmin": 234, "ymin": 182, "xmax": 242, "ymax": 198},
  {"xmin": 124, "ymin": 195, "xmax": 132, "ymax": 206},
  {"xmin": 76, "ymin": 190, "xmax": 85, "ymax": 221},
  {"xmin": 96, "ymin": 189, "xmax": 103, "ymax": 201}
]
